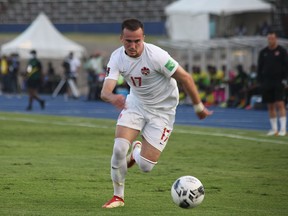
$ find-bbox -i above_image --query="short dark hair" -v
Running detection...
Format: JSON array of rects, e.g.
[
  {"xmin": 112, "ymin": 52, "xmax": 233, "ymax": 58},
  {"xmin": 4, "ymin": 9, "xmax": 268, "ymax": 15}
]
[
  {"xmin": 267, "ymin": 29, "xmax": 277, "ymax": 36},
  {"xmin": 121, "ymin": 18, "xmax": 144, "ymax": 33}
]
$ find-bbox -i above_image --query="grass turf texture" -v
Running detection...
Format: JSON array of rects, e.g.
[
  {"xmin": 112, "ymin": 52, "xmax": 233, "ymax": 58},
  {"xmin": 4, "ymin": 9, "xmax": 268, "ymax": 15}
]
[{"xmin": 0, "ymin": 112, "xmax": 288, "ymax": 216}]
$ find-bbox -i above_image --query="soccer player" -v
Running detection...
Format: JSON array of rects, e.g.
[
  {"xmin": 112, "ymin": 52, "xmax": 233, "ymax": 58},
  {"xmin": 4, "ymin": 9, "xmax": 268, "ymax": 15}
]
[
  {"xmin": 257, "ymin": 30, "xmax": 288, "ymax": 136},
  {"xmin": 101, "ymin": 18, "xmax": 213, "ymax": 208}
]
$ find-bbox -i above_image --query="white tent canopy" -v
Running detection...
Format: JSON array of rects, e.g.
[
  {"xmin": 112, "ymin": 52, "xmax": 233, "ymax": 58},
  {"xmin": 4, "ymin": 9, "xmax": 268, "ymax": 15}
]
[
  {"xmin": 165, "ymin": 0, "xmax": 272, "ymax": 15},
  {"xmin": 1, "ymin": 12, "xmax": 87, "ymax": 59},
  {"xmin": 165, "ymin": 0, "xmax": 272, "ymax": 41}
]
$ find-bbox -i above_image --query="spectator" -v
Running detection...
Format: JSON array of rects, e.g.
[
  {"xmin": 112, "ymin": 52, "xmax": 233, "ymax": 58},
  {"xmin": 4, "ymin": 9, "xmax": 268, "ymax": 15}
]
[
  {"xmin": 84, "ymin": 52, "xmax": 104, "ymax": 100},
  {"xmin": 208, "ymin": 65, "xmax": 225, "ymax": 105},
  {"xmin": 260, "ymin": 21, "xmax": 270, "ymax": 36},
  {"xmin": 68, "ymin": 52, "xmax": 81, "ymax": 81},
  {"xmin": 0, "ymin": 55, "xmax": 10, "ymax": 94},
  {"xmin": 191, "ymin": 65, "xmax": 210, "ymax": 104},
  {"xmin": 43, "ymin": 61, "xmax": 59, "ymax": 93},
  {"xmin": 25, "ymin": 50, "xmax": 45, "ymax": 111},
  {"xmin": 244, "ymin": 65, "xmax": 260, "ymax": 110},
  {"xmin": 227, "ymin": 64, "xmax": 249, "ymax": 108},
  {"xmin": 235, "ymin": 23, "xmax": 247, "ymax": 36},
  {"xmin": 8, "ymin": 53, "xmax": 20, "ymax": 96},
  {"xmin": 62, "ymin": 52, "xmax": 81, "ymax": 99}
]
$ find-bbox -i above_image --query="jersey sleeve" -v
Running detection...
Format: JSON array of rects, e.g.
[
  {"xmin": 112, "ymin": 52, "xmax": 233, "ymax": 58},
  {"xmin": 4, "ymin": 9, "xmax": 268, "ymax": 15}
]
[
  {"xmin": 105, "ymin": 50, "xmax": 120, "ymax": 81},
  {"xmin": 150, "ymin": 44, "xmax": 179, "ymax": 77},
  {"xmin": 152, "ymin": 45, "xmax": 179, "ymax": 77}
]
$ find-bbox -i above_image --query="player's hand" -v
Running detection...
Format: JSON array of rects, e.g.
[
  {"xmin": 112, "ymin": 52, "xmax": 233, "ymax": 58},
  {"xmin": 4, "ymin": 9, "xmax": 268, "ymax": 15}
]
[
  {"xmin": 193, "ymin": 103, "xmax": 213, "ymax": 120},
  {"xmin": 196, "ymin": 108, "xmax": 213, "ymax": 120},
  {"xmin": 110, "ymin": 94, "xmax": 126, "ymax": 110}
]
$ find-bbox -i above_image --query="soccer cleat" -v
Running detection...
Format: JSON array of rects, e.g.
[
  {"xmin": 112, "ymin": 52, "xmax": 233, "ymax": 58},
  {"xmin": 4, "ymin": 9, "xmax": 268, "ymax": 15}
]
[
  {"xmin": 126, "ymin": 141, "xmax": 142, "ymax": 168},
  {"xmin": 278, "ymin": 130, "xmax": 286, "ymax": 136},
  {"xmin": 102, "ymin": 195, "xmax": 124, "ymax": 208},
  {"xmin": 266, "ymin": 130, "xmax": 278, "ymax": 136}
]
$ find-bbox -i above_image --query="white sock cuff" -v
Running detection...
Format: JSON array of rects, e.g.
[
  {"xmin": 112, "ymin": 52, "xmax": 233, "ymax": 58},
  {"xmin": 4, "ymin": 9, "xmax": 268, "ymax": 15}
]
[
  {"xmin": 140, "ymin": 156, "xmax": 158, "ymax": 165},
  {"xmin": 114, "ymin": 138, "xmax": 131, "ymax": 146},
  {"xmin": 138, "ymin": 156, "xmax": 157, "ymax": 173}
]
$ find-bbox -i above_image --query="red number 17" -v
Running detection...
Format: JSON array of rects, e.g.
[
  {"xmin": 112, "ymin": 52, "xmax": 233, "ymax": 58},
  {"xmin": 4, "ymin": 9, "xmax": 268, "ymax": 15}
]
[{"xmin": 130, "ymin": 76, "xmax": 142, "ymax": 87}]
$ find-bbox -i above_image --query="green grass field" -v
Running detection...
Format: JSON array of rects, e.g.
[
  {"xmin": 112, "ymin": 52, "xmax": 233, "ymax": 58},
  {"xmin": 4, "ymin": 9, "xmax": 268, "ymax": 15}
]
[{"xmin": 1, "ymin": 111, "xmax": 288, "ymax": 216}]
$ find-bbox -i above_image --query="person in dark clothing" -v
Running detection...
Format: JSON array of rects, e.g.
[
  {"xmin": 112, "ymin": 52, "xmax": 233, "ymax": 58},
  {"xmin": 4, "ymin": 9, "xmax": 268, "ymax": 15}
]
[
  {"xmin": 9, "ymin": 53, "xmax": 20, "ymax": 95},
  {"xmin": 25, "ymin": 50, "xmax": 45, "ymax": 111},
  {"xmin": 244, "ymin": 64, "xmax": 260, "ymax": 110},
  {"xmin": 228, "ymin": 64, "xmax": 249, "ymax": 108},
  {"xmin": 257, "ymin": 31, "xmax": 288, "ymax": 136}
]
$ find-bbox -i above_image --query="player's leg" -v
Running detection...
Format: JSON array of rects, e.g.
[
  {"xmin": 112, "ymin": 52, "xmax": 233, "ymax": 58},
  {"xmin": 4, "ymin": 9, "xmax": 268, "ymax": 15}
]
[
  {"xmin": 263, "ymin": 87, "xmax": 278, "ymax": 136},
  {"xmin": 26, "ymin": 88, "xmax": 34, "ymax": 110},
  {"xmin": 132, "ymin": 137, "xmax": 160, "ymax": 172},
  {"xmin": 267, "ymin": 103, "xmax": 278, "ymax": 135},
  {"xmin": 131, "ymin": 111, "xmax": 174, "ymax": 172},
  {"xmin": 275, "ymin": 85, "xmax": 287, "ymax": 136},
  {"xmin": 32, "ymin": 84, "xmax": 45, "ymax": 109},
  {"xmin": 277, "ymin": 100, "xmax": 286, "ymax": 136},
  {"xmin": 102, "ymin": 126, "xmax": 139, "ymax": 208}
]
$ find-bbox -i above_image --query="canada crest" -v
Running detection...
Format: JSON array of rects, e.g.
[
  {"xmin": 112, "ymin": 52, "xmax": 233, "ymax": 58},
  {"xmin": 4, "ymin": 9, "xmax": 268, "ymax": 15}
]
[
  {"xmin": 141, "ymin": 67, "xmax": 150, "ymax": 75},
  {"xmin": 275, "ymin": 51, "xmax": 280, "ymax": 56}
]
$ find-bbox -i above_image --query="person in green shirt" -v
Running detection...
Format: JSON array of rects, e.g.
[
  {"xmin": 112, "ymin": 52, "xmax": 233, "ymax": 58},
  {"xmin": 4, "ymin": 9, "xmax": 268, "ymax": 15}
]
[{"xmin": 25, "ymin": 50, "xmax": 45, "ymax": 111}]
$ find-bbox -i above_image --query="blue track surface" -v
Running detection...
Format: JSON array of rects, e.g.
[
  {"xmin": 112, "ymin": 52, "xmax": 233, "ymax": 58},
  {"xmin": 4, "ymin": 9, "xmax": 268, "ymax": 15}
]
[{"xmin": 0, "ymin": 94, "xmax": 272, "ymax": 131}]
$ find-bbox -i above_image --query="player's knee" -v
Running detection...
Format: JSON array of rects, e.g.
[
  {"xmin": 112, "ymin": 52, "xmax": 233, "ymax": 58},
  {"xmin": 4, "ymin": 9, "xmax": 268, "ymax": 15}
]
[
  {"xmin": 112, "ymin": 138, "xmax": 130, "ymax": 160},
  {"xmin": 138, "ymin": 156, "xmax": 157, "ymax": 173}
]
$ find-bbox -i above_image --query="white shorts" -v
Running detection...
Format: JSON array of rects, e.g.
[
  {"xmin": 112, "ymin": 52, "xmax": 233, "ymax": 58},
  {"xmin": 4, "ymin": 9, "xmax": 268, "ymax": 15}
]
[{"xmin": 117, "ymin": 97, "xmax": 175, "ymax": 152}]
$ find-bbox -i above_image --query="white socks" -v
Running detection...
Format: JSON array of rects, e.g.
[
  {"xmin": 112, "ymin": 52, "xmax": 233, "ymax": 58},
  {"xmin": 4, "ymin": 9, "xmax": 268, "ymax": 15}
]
[
  {"xmin": 269, "ymin": 118, "xmax": 277, "ymax": 132},
  {"xmin": 111, "ymin": 138, "xmax": 130, "ymax": 198},
  {"xmin": 133, "ymin": 146, "xmax": 157, "ymax": 172},
  {"xmin": 269, "ymin": 117, "xmax": 287, "ymax": 132},
  {"xmin": 279, "ymin": 116, "xmax": 287, "ymax": 132},
  {"xmin": 110, "ymin": 138, "xmax": 158, "ymax": 198}
]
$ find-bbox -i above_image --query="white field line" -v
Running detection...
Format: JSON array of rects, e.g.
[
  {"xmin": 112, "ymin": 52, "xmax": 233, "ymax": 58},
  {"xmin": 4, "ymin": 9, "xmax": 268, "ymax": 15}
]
[
  {"xmin": 1, "ymin": 116, "xmax": 287, "ymax": 145},
  {"xmin": 175, "ymin": 129, "xmax": 287, "ymax": 145}
]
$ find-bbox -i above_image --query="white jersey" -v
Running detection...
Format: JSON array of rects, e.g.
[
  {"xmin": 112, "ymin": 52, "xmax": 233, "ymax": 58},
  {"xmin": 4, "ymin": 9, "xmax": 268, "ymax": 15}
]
[
  {"xmin": 69, "ymin": 57, "xmax": 81, "ymax": 77},
  {"xmin": 106, "ymin": 42, "xmax": 179, "ymax": 111}
]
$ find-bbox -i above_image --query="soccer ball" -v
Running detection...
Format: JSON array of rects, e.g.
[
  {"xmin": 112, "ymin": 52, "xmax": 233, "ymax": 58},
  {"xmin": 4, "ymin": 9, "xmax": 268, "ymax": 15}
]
[{"xmin": 171, "ymin": 175, "xmax": 205, "ymax": 209}]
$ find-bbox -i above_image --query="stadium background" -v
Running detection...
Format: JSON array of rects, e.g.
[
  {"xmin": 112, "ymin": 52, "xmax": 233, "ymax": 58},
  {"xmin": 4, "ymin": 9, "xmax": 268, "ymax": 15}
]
[
  {"xmin": 0, "ymin": 0, "xmax": 178, "ymax": 95},
  {"xmin": 0, "ymin": 0, "xmax": 288, "ymax": 96}
]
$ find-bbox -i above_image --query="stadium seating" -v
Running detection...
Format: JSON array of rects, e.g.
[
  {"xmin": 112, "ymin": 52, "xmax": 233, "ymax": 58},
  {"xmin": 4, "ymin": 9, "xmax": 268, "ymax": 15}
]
[{"xmin": 0, "ymin": 0, "xmax": 175, "ymax": 24}]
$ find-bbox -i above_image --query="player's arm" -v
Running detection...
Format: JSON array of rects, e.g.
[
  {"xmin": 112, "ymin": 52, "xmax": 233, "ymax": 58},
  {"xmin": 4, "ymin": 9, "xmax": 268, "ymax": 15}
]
[
  {"xmin": 172, "ymin": 65, "xmax": 213, "ymax": 119},
  {"xmin": 101, "ymin": 78, "xmax": 126, "ymax": 110}
]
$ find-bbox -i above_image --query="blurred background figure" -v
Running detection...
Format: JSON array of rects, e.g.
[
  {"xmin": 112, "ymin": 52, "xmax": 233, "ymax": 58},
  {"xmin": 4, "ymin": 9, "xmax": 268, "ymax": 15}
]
[
  {"xmin": 62, "ymin": 51, "xmax": 81, "ymax": 100},
  {"xmin": 0, "ymin": 55, "xmax": 10, "ymax": 95},
  {"xmin": 226, "ymin": 64, "xmax": 249, "ymax": 108},
  {"xmin": 191, "ymin": 65, "xmax": 210, "ymax": 105},
  {"xmin": 208, "ymin": 65, "xmax": 225, "ymax": 106},
  {"xmin": 84, "ymin": 51, "xmax": 104, "ymax": 101},
  {"xmin": 42, "ymin": 61, "xmax": 61, "ymax": 94},
  {"xmin": 244, "ymin": 64, "xmax": 260, "ymax": 110},
  {"xmin": 8, "ymin": 53, "xmax": 20, "ymax": 97},
  {"xmin": 0, "ymin": 55, "xmax": 9, "ymax": 94},
  {"xmin": 25, "ymin": 50, "xmax": 45, "ymax": 111}
]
